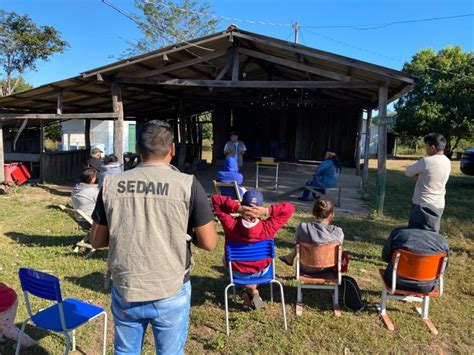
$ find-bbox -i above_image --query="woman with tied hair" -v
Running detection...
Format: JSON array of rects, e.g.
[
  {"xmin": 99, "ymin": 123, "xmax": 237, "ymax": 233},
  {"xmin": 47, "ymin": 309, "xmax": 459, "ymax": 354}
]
[
  {"xmin": 299, "ymin": 150, "xmax": 341, "ymax": 201},
  {"xmin": 99, "ymin": 154, "xmax": 123, "ymax": 189},
  {"xmin": 280, "ymin": 196, "xmax": 344, "ymax": 274}
]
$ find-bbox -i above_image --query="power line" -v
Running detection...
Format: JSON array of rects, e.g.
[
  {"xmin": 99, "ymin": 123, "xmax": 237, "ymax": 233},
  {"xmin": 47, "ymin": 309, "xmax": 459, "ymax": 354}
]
[
  {"xmin": 301, "ymin": 13, "xmax": 474, "ymax": 30},
  {"xmin": 301, "ymin": 28, "xmax": 469, "ymax": 78},
  {"xmin": 148, "ymin": 0, "xmax": 292, "ymax": 28}
]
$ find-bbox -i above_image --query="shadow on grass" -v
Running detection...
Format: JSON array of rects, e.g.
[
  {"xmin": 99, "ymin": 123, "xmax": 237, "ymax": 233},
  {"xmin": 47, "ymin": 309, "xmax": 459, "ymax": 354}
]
[
  {"xmin": 65, "ymin": 272, "xmax": 109, "ymax": 294},
  {"xmin": 1, "ymin": 324, "xmax": 65, "ymax": 355},
  {"xmin": 191, "ymin": 275, "xmax": 227, "ymax": 307},
  {"xmin": 38, "ymin": 184, "xmax": 73, "ymax": 198},
  {"xmin": 5, "ymin": 232, "xmax": 80, "ymax": 248}
]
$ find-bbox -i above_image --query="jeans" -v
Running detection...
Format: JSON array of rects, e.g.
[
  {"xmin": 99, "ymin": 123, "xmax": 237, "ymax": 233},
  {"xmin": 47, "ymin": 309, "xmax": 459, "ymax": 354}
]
[
  {"xmin": 111, "ymin": 281, "xmax": 191, "ymax": 355},
  {"xmin": 301, "ymin": 180, "xmax": 326, "ymax": 199}
]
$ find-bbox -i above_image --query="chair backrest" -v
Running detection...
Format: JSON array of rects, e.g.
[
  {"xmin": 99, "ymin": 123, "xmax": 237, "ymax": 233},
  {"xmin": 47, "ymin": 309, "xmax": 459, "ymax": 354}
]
[
  {"xmin": 298, "ymin": 242, "xmax": 340, "ymax": 268},
  {"xmin": 213, "ymin": 180, "xmax": 242, "ymax": 201},
  {"xmin": 59, "ymin": 205, "xmax": 93, "ymax": 228},
  {"xmin": 226, "ymin": 240, "xmax": 274, "ymax": 262},
  {"xmin": 18, "ymin": 268, "xmax": 62, "ymax": 302},
  {"xmin": 392, "ymin": 249, "xmax": 447, "ymax": 281}
]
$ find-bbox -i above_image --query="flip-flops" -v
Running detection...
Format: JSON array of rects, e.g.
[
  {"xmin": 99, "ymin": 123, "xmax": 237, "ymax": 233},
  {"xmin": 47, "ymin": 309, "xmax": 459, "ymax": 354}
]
[
  {"xmin": 241, "ymin": 290, "xmax": 264, "ymax": 310},
  {"xmin": 251, "ymin": 294, "xmax": 264, "ymax": 310}
]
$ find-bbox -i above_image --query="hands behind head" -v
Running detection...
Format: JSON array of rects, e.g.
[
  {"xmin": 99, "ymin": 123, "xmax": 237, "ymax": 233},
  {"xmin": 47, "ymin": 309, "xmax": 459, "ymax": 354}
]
[{"xmin": 238, "ymin": 204, "xmax": 268, "ymax": 219}]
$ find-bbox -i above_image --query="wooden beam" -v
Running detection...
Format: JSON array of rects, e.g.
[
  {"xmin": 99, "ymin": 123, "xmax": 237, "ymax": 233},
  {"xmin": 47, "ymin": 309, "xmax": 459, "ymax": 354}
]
[
  {"xmin": 4, "ymin": 153, "xmax": 40, "ymax": 162},
  {"xmin": 215, "ymin": 48, "xmax": 233, "ymax": 81},
  {"xmin": 362, "ymin": 109, "xmax": 372, "ymax": 187},
  {"xmin": 0, "ymin": 123, "xmax": 3, "ymax": 182},
  {"xmin": 82, "ymin": 32, "xmax": 231, "ymax": 78},
  {"xmin": 39, "ymin": 121, "xmax": 45, "ymax": 183},
  {"xmin": 177, "ymin": 99, "xmax": 186, "ymax": 167},
  {"xmin": 240, "ymin": 47, "xmax": 352, "ymax": 82},
  {"xmin": 376, "ymin": 86, "xmax": 388, "ymax": 214},
  {"xmin": 232, "ymin": 32, "xmax": 414, "ymax": 84},
  {"xmin": 85, "ymin": 119, "xmax": 91, "ymax": 151},
  {"xmin": 116, "ymin": 77, "xmax": 381, "ymax": 89},
  {"xmin": 0, "ymin": 112, "xmax": 119, "ymax": 120},
  {"xmin": 129, "ymin": 50, "xmax": 226, "ymax": 79},
  {"xmin": 112, "ymin": 83, "xmax": 124, "ymax": 164}
]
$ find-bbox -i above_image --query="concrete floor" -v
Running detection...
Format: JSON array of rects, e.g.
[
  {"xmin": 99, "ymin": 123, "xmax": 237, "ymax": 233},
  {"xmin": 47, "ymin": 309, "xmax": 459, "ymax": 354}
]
[{"xmin": 195, "ymin": 162, "xmax": 369, "ymax": 217}]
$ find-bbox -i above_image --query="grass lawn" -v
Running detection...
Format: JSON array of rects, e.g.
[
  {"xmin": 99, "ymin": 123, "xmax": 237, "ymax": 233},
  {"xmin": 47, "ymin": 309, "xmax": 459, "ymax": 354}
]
[{"xmin": 0, "ymin": 159, "xmax": 472, "ymax": 354}]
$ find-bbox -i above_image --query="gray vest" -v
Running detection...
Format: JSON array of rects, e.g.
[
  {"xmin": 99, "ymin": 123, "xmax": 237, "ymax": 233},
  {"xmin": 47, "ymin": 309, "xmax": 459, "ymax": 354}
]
[{"xmin": 102, "ymin": 162, "xmax": 193, "ymax": 302}]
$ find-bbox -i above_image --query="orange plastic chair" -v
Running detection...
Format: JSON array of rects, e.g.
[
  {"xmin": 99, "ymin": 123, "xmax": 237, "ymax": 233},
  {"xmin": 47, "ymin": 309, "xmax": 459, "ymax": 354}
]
[
  {"xmin": 295, "ymin": 242, "xmax": 342, "ymax": 316},
  {"xmin": 378, "ymin": 249, "xmax": 448, "ymax": 334}
]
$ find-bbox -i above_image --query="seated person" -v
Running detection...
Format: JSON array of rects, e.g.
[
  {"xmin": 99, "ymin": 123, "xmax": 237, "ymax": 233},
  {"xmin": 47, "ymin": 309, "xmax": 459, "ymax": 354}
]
[
  {"xmin": 216, "ymin": 156, "xmax": 246, "ymax": 199},
  {"xmin": 98, "ymin": 154, "xmax": 122, "ymax": 189},
  {"xmin": 0, "ymin": 283, "xmax": 36, "ymax": 348},
  {"xmin": 71, "ymin": 168, "xmax": 99, "ymax": 218},
  {"xmin": 299, "ymin": 150, "xmax": 341, "ymax": 201},
  {"xmin": 85, "ymin": 147, "xmax": 103, "ymax": 172},
  {"xmin": 382, "ymin": 204, "xmax": 449, "ymax": 293},
  {"xmin": 279, "ymin": 197, "xmax": 344, "ymax": 274},
  {"xmin": 212, "ymin": 190, "xmax": 295, "ymax": 309}
]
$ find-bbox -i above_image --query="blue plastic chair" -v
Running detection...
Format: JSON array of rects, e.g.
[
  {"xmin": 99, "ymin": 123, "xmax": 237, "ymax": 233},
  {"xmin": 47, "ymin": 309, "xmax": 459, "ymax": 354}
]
[
  {"xmin": 16, "ymin": 268, "xmax": 107, "ymax": 355},
  {"xmin": 224, "ymin": 240, "xmax": 287, "ymax": 336}
]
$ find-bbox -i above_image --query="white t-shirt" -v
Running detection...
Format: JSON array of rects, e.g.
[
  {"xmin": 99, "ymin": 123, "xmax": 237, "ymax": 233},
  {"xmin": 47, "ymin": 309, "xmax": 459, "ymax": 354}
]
[{"xmin": 405, "ymin": 154, "xmax": 451, "ymax": 209}]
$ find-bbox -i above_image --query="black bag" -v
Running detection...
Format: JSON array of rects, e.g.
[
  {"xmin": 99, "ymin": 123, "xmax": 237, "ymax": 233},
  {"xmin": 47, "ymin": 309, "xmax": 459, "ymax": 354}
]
[{"xmin": 339, "ymin": 276, "xmax": 365, "ymax": 312}]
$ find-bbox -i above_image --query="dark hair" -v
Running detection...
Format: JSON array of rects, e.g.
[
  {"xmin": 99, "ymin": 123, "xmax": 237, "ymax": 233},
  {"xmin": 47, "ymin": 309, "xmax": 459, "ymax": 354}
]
[
  {"xmin": 80, "ymin": 168, "xmax": 97, "ymax": 184},
  {"xmin": 103, "ymin": 154, "xmax": 119, "ymax": 165},
  {"xmin": 424, "ymin": 133, "xmax": 446, "ymax": 150},
  {"xmin": 326, "ymin": 149, "xmax": 342, "ymax": 172},
  {"xmin": 312, "ymin": 196, "xmax": 335, "ymax": 220},
  {"xmin": 137, "ymin": 120, "xmax": 174, "ymax": 158}
]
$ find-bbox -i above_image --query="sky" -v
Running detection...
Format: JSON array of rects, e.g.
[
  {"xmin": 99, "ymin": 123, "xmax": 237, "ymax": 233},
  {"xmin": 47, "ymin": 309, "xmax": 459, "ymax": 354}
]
[{"xmin": 1, "ymin": 0, "xmax": 473, "ymax": 88}]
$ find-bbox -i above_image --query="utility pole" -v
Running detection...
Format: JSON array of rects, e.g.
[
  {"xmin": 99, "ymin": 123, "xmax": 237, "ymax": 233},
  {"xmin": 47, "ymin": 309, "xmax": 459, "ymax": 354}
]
[{"xmin": 293, "ymin": 21, "xmax": 299, "ymax": 44}]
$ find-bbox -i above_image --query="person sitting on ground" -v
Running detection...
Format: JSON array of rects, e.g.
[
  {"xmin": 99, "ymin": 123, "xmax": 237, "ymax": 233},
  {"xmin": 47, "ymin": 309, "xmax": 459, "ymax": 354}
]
[
  {"xmin": 216, "ymin": 156, "xmax": 247, "ymax": 199},
  {"xmin": 381, "ymin": 204, "xmax": 449, "ymax": 293},
  {"xmin": 212, "ymin": 190, "xmax": 295, "ymax": 309},
  {"xmin": 0, "ymin": 283, "xmax": 36, "ymax": 348},
  {"xmin": 85, "ymin": 147, "xmax": 103, "ymax": 172},
  {"xmin": 71, "ymin": 168, "xmax": 99, "ymax": 218},
  {"xmin": 98, "ymin": 154, "xmax": 122, "ymax": 189},
  {"xmin": 299, "ymin": 150, "xmax": 341, "ymax": 201},
  {"xmin": 279, "ymin": 197, "xmax": 344, "ymax": 274}
]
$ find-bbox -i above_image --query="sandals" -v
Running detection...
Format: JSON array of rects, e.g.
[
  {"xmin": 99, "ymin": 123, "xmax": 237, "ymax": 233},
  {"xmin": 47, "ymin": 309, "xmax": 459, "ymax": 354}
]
[{"xmin": 241, "ymin": 290, "xmax": 264, "ymax": 310}]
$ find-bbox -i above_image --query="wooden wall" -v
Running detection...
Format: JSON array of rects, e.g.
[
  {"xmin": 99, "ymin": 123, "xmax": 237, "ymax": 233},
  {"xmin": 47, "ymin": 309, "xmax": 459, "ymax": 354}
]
[
  {"xmin": 41, "ymin": 150, "xmax": 87, "ymax": 183},
  {"xmin": 230, "ymin": 104, "xmax": 363, "ymax": 164}
]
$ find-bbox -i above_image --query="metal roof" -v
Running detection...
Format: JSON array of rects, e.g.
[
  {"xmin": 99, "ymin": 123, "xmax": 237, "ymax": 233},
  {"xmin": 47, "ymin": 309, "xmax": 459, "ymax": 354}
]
[{"xmin": 0, "ymin": 28, "xmax": 413, "ymax": 125}]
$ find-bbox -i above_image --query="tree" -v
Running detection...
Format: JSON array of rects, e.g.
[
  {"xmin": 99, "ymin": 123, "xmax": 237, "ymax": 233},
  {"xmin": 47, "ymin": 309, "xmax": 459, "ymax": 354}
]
[
  {"xmin": 123, "ymin": 0, "xmax": 218, "ymax": 57},
  {"xmin": 0, "ymin": 76, "xmax": 32, "ymax": 96},
  {"xmin": 395, "ymin": 46, "xmax": 474, "ymax": 157},
  {"xmin": 0, "ymin": 10, "xmax": 68, "ymax": 96}
]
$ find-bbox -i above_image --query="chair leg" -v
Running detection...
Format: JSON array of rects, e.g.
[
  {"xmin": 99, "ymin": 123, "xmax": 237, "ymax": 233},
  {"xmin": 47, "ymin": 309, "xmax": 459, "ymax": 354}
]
[
  {"xmin": 270, "ymin": 283, "xmax": 274, "ymax": 303},
  {"xmin": 232, "ymin": 286, "xmax": 237, "ymax": 303},
  {"xmin": 224, "ymin": 284, "xmax": 233, "ymax": 336},
  {"xmin": 15, "ymin": 320, "xmax": 27, "ymax": 355},
  {"xmin": 64, "ymin": 331, "xmax": 71, "ymax": 355},
  {"xmin": 102, "ymin": 312, "xmax": 108, "ymax": 355},
  {"xmin": 72, "ymin": 329, "xmax": 76, "ymax": 352},
  {"xmin": 273, "ymin": 281, "xmax": 287, "ymax": 330},
  {"xmin": 337, "ymin": 187, "xmax": 342, "ymax": 207},
  {"xmin": 333, "ymin": 285, "xmax": 341, "ymax": 317},
  {"xmin": 416, "ymin": 297, "xmax": 438, "ymax": 335},
  {"xmin": 296, "ymin": 283, "xmax": 303, "ymax": 316},
  {"xmin": 379, "ymin": 289, "xmax": 394, "ymax": 331}
]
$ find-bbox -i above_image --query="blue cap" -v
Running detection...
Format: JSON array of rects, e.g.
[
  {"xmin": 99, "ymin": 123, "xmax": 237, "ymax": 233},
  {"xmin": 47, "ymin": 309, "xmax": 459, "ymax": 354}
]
[{"xmin": 241, "ymin": 189, "xmax": 264, "ymax": 206}]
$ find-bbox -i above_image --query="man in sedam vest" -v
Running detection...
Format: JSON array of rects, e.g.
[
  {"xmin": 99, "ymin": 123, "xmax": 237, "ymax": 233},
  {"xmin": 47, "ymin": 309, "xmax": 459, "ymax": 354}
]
[{"xmin": 90, "ymin": 120, "xmax": 217, "ymax": 354}]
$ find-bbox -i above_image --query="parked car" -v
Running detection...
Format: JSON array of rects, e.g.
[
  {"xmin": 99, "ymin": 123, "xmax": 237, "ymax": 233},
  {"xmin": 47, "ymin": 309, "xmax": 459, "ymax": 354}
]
[{"xmin": 460, "ymin": 148, "xmax": 474, "ymax": 176}]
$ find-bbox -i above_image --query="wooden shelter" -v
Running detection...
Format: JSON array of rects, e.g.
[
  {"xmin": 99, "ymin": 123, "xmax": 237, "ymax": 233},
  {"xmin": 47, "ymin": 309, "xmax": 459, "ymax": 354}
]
[{"xmin": 0, "ymin": 27, "xmax": 413, "ymax": 213}]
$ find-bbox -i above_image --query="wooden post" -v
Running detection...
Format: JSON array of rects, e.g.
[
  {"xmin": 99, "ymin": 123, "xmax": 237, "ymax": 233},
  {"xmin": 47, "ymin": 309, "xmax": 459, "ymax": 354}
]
[
  {"xmin": 362, "ymin": 109, "xmax": 372, "ymax": 187},
  {"xmin": 177, "ymin": 99, "xmax": 186, "ymax": 167},
  {"xmin": 85, "ymin": 119, "xmax": 91, "ymax": 151},
  {"xmin": 111, "ymin": 83, "xmax": 124, "ymax": 164},
  {"xmin": 39, "ymin": 120, "xmax": 45, "ymax": 183},
  {"xmin": 354, "ymin": 110, "xmax": 364, "ymax": 175},
  {"xmin": 0, "ymin": 123, "xmax": 4, "ymax": 183},
  {"xmin": 376, "ymin": 86, "xmax": 388, "ymax": 214},
  {"xmin": 57, "ymin": 90, "xmax": 63, "ymax": 115}
]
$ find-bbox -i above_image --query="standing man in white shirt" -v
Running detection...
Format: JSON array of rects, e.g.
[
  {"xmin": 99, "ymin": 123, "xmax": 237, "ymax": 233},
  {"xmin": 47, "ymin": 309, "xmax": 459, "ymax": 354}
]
[
  {"xmin": 405, "ymin": 133, "xmax": 451, "ymax": 232},
  {"xmin": 223, "ymin": 131, "xmax": 247, "ymax": 168}
]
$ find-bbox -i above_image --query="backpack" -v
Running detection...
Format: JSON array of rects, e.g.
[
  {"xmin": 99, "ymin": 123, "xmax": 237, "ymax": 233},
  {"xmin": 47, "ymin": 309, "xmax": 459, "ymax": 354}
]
[{"xmin": 339, "ymin": 276, "xmax": 365, "ymax": 312}]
